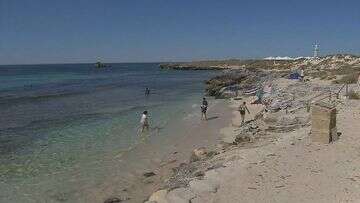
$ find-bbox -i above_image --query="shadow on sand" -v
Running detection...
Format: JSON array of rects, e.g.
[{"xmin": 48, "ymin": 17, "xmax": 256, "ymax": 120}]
[{"xmin": 207, "ymin": 116, "xmax": 219, "ymax": 121}]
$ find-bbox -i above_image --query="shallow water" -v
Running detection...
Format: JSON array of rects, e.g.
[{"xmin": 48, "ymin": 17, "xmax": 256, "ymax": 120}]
[{"xmin": 0, "ymin": 63, "xmax": 217, "ymax": 202}]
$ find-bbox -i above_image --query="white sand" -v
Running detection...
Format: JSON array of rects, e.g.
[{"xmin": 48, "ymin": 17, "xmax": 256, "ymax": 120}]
[
  {"xmin": 147, "ymin": 78, "xmax": 360, "ymax": 203},
  {"xmin": 199, "ymin": 100, "xmax": 360, "ymax": 203}
]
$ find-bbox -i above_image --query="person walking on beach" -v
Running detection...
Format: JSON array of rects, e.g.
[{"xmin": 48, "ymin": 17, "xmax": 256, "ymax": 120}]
[
  {"xmin": 201, "ymin": 98, "xmax": 208, "ymax": 120},
  {"xmin": 238, "ymin": 102, "xmax": 250, "ymax": 125},
  {"xmin": 140, "ymin": 111, "xmax": 149, "ymax": 133}
]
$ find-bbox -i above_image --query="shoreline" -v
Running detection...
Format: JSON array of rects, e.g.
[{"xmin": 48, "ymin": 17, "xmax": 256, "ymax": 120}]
[
  {"xmin": 93, "ymin": 99, "xmax": 235, "ymax": 203},
  {"xmin": 143, "ymin": 75, "xmax": 360, "ymax": 203}
]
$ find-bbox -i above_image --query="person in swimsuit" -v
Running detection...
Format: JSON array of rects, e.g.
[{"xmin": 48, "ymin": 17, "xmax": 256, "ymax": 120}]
[
  {"xmin": 238, "ymin": 102, "xmax": 250, "ymax": 125},
  {"xmin": 201, "ymin": 98, "xmax": 208, "ymax": 120},
  {"xmin": 140, "ymin": 111, "xmax": 149, "ymax": 132}
]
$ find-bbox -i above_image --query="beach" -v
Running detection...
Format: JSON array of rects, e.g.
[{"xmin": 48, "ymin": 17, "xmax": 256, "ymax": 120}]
[
  {"xmin": 93, "ymin": 99, "xmax": 233, "ymax": 203},
  {"xmin": 143, "ymin": 72, "xmax": 360, "ymax": 203},
  {"xmin": 2, "ymin": 0, "xmax": 359, "ymax": 202},
  {"xmin": 1, "ymin": 58, "xmax": 360, "ymax": 203}
]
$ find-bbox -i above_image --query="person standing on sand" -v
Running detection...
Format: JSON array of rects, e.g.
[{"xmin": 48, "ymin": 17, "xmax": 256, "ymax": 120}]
[
  {"xmin": 238, "ymin": 102, "xmax": 250, "ymax": 125},
  {"xmin": 299, "ymin": 68, "xmax": 305, "ymax": 82},
  {"xmin": 201, "ymin": 98, "xmax": 208, "ymax": 120},
  {"xmin": 140, "ymin": 111, "xmax": 149, "ymax": 133}
]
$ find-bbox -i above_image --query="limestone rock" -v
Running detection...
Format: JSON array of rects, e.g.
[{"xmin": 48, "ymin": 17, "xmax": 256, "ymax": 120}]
[
  {"xmin": 234, "ymin": 135, "xmax": 251, "ymax": 143},
  {"xmin": 166, "ymin": 188, "xmax": 196, "ymax": 203},
  {"xmin": 143, "ymin": 171, "xmax": 156, "ymax": 177},
  {"xmin": 190, "ymin": 194, "xmax": 216, "ymax": 203},
  {"xmin": 190, "ymin": 147, "xmax": 208, "ymax": 162},
  {"xmin": 149, "ymin": 189, "xmax": 168, "ymax": 203},
  {"xmin": 103, "ymin": 196, "xmax": 129, "ymax": 203},
  {"xmin": 189, "ymin": 179, "xmax": 219, "ymax": 194}
]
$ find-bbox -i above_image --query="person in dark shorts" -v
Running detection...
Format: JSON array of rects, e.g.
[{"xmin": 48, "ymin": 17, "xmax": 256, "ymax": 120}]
[
  {"xmin": 201, "ymin": 98, "xmax": 208, "ymax": 120},
  {"xmin": 238, "ymin": 102, "xmax": 250, "ymax": 125},
  {"xmin": 145, "ymin": 87, "xmax": 150, "ymax": 96}
]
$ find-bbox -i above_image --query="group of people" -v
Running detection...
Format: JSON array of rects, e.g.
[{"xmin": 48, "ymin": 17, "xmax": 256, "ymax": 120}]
[
  {"xmin": 200, "ymin": 97, "xmax": 250, "ymax": 124},
  {"xmin": 140, "ymin": 88, "xmax": 252, "ymax": 133}
]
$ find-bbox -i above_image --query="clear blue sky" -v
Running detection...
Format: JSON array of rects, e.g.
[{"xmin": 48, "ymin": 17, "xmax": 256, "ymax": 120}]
[{"xmin": 0, "ymin": 0, "xmax": 359, "ymax": 64}]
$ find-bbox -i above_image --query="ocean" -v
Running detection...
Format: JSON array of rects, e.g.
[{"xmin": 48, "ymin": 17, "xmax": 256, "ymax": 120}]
[{"xmin": 0, "ymin": 63, "xmax": 217, "ymax": 202}]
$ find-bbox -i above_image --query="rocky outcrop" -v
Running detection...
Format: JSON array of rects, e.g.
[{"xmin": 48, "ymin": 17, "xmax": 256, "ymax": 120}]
[
  {"xmin": 161, "ymin": 54, "xmax": 360, "ymax": 98},
  {"xmin": 160, "ymin": 54, "xmax": 360, "ymax": 71},
  {"xmin": 205, "ymin": 69, "xmax": 266, "ymax": 98},
  {"xmin": 159, "ymin": 63, "xmax": 226, "ymax": 70}
]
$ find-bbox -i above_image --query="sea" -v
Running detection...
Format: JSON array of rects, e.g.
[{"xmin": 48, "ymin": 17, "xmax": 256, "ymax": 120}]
[{"xmin": 0, "ymin": 63, "xmax": 218, "ymax": 202}]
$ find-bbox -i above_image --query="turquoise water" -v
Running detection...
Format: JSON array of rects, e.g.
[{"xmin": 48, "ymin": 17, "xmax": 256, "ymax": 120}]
[{"xmin": 0, "ymin": 63, "xmax": 217, "ymax": 202}]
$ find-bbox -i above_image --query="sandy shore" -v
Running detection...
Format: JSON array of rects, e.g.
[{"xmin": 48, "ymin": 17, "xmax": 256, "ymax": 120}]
[
  {"xmin": 144, "ymin": 78, "xmax": 360, "ymax": 203},
  {"xmin": 209, "ymin": 99, "xmax": 360, "ymax": 203},
  {"xmin": 91, "ymin": 99, "xmax": 234, "ymax": 203}
]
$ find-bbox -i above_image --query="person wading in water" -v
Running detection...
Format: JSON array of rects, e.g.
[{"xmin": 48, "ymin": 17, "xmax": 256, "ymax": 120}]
[
  {"xmin": 140, "ymin": 111, "xmax": 149, "ymax": 133},
  {"xmin": 145, "ymin": 87, "xmax": 150, "ymax": 96},
  {"xmin": 238, "ymin": 101, "xmax": 250, "ymax": 125}
]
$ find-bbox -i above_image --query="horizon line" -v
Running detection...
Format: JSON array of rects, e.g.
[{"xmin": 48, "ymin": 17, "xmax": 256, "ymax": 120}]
[{"xmin": 1, "ymin": 53, "xmax": 359, "ymax": 66}]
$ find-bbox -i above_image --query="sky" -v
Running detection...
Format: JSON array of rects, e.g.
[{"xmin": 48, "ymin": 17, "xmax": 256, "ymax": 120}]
[{"xmin": 0, "ymin": 0, "xmax": 359, "ymax": 65}]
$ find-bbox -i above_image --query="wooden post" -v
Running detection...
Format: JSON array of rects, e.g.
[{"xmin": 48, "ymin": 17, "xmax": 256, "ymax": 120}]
[{"xmin": 311, "ymin": 102, "xmax": 337, "ymax": 143}]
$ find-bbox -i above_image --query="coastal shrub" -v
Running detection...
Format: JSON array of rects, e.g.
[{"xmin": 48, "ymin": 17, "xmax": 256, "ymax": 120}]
[
  {"xmin": 309, "ymin": 70, "xmax": 327, "ymax": 79},
  {"xmin": 333, "ymin": 73, "xmax": 359, "ymax": 84},
  {"xmin": 347, "ymin": 90, "xmax": 360, "ymax": 100}
]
